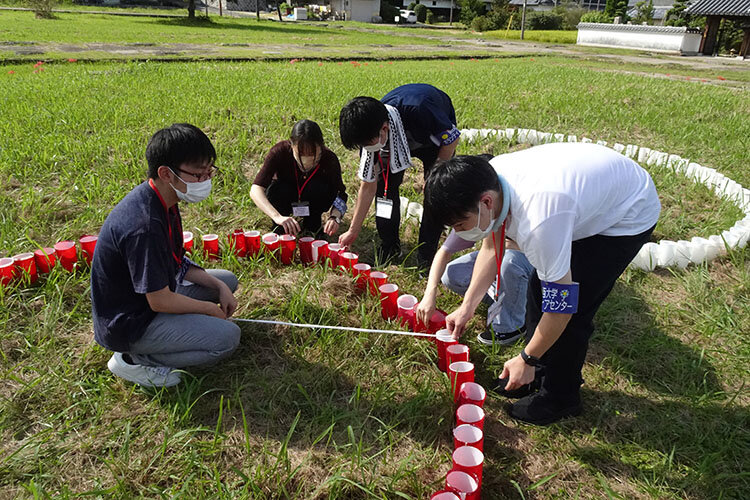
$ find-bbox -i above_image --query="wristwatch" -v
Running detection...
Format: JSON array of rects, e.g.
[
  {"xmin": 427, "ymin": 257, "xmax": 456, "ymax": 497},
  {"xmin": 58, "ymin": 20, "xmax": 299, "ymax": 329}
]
[
  {"xmin": 520, "ymin": 348, "xmax": 541, "ymax": 367},
  {"xmin": 328, "ymin": 214, "xmax": 341, "ymax": 224}
]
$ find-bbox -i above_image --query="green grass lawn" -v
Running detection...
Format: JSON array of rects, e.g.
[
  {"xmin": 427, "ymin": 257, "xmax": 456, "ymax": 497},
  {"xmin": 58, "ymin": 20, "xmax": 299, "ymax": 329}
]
[
  {"xmin": 0, "ymin": 55, "xmax": 748, "ymax": 499},
  {"xmin": 483, "ymin": 29, "xmax": 578, "ymax": 44}
]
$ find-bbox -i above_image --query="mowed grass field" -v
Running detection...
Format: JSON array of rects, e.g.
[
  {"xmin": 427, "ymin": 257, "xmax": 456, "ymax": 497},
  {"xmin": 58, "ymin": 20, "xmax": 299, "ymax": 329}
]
[{"xmin": 1, "ymin": 39, "xmax": 749, "ymax": 500}]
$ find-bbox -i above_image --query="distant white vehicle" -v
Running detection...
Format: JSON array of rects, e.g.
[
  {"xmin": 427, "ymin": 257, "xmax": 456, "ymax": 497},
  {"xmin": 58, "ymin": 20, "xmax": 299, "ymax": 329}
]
[{"xmin": 399, "ymin": 9, "xmax": 417, "ymax": 23}]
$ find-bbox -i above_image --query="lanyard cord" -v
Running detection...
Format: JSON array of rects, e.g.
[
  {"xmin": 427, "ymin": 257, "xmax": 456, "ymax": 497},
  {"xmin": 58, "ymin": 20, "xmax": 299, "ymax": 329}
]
[
  {"xmin": 490, "ymin": 221, "xmax": 506, "ymax": 301},
  {"xmin": 378, "ymin": 152, "xmax": 390, "ymax": 197},
  {"xmin": 293, "ymin": 161, "xmax": 321, "ymax": 202},
  {"xmin": 148, "ymin": 179, "xmax": 183, "ymax": 265}
]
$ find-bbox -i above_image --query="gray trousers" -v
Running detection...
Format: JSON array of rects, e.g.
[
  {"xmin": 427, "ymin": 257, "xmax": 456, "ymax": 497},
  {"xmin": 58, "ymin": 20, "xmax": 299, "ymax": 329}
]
[{"xmin": 128, "ymin": 269, "xmax": 241, "ymax": 368}]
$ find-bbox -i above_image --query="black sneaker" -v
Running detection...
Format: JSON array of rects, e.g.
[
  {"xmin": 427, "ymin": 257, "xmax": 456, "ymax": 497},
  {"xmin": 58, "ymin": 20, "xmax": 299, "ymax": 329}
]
[
  {"xmin": 506, "ymin": 392, "xmax": 582, "ymax": 426},
  {"xmin": 477, "ymin": 325, "xmax": 526, "ymax": 346},
  {"xmin": 492, "ymin": 373, "xmax": 542, "ymax": 399}
]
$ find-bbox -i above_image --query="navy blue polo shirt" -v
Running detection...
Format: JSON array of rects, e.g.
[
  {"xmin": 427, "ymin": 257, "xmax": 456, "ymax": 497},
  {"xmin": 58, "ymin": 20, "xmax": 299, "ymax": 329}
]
[
  {"xmin": 382, "ymin": 84, "xmax": 459, "ymax": 150},
  {"xmin": 91, "ymin": 181, "xmax": 184, "ymax": 352}
]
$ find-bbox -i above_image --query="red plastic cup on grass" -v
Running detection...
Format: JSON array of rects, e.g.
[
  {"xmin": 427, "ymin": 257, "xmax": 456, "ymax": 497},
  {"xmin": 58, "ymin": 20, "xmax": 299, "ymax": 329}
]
[
  {"xmin": 458, "ymin": 382, "xmax": 486, "ymax": 409},
  {"xmin": 54, "ymin": 241, "xmax": 77, "ymax": 271},
  {"xmin": 446, "ymin": 469, "xmax": 480, "ymax": 500},
  {"xmin": 338, "ymin": 251, "xmax": 358, "ymax": 273},
  {"xmin": 202, "ymin": 234, "xmax": 220, "ymax": 259},
  {"xmin": 0, "ymin": 257, "xmax": 15, "ymax": 286},
  {"xmin": 228, "ymin": 229, "xmax": 246, "ymax": 257},
  {"xmin": 298, "ymin": 236, "xmax": 315, "ymax": 265},
  {"xmin": 452, "ymin": 446, "xmax": 484, "ymax": 489},
  {"xmin": 430, "ymin": 492, "xmax": 460, "ymax": 500},
  {"xmin": 368, "ymin": 271, "xmax": 388, "ymax": 296},
  {"xmin": 397, "ymin": 294, "xmax": 418, "ymax": 330},
  {"xmin": 13, "ymin": 253, "xmax": 37, "ymax": 284},
  {"xmin": 453, "ymin": 424, "xmax": 484, "ymax": 452},
  {"xmin": 449, "ymin": 361, "xmax": 475, "ymax": 401},
  {"xmin": 379, "ymin": 283, "xmax": 399, "ymax": 321},
  {"xmin": 183, "ymin": 231, "xmax": 194, "ymax": 252},
  {"xmin": 311, "ymin": 240, "xmax": 329, "ymax": 265},
  {"xmin": 262, "ymin": 233, "xmax": 280, "ymax": 256},
  {"xmin": 326, "ymin": 243, "xmax": 343, "ymax": 268},
  {"xmin": 244, "ymin": 231, "xmax": 261, "ymax": 257},
  {"xmin": 428, "ymin": 308, "xmax": 448, "ymax": 334},
  {"xmin": 456, "ymin": 404, "xmax": 485, "ymax": 431},
  {"xmin": 34, "ymin": 248, "xmax": 56, "ymax": 274},
  {"xmin": 436, "ymin": 329, "xmax": 458, "ymax": 372},
  {"xmin": 79, "ymin": 235, "xmax": 98, "ymax": 265},
  {"xmin": 447, "ymin": 343, "xmax": 470, "ymax": 367},
  {"xmin": 352, "ymin": 263, "xmax": 371, "ymax": 293},
  {"xmin": 279, "ymin": 234, "xmax": 296, "ymax": 264}
]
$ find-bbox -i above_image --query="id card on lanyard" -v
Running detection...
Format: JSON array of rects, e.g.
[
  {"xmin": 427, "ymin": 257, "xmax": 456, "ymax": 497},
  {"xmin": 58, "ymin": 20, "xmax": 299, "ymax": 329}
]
[
  {"xmin": 375, "ymin": 153, "xmax": 393, "ymax": 220},
  {"xmin": 148, "ymin": 179, "xmax": 183, "ymax": 266},
  {"xmin": 486, "ymin": 221, "xmax": 506, "ymax": 325},
  {"xmin": 293, "ymin": 162, "xmax": 320, "ymax": 218}
]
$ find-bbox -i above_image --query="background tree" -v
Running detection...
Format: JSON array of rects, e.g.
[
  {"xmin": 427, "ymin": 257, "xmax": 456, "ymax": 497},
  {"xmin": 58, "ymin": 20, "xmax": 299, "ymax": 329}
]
[
  {"xmin": 459, "ymin": 0, "xmax": 486, "ymax": 26},
  {"xmin": 665, "ymin": 0, "xmax": 692, "ymax": 26},
  {"xmin": 633, "ymin": 0, "xmax": 654, "ymax": 24},
  {"xmin": 414, "ymin": 3, "xmax": 428, "ymax": 22}
]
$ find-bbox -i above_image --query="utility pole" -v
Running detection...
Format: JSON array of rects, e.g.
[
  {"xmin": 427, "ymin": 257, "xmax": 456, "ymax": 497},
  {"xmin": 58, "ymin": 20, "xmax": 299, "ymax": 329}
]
[
  {"xmin": 449, "ymin": 0, "xmax": 454, "ymax": 25},
  {"xmin": 520, "ymin": 0, "xmax": 527, "ymax": 40}
]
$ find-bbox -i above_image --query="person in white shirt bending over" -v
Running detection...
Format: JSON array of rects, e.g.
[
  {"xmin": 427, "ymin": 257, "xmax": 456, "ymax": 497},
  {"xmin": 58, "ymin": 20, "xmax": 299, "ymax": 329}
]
[{"xmin": 424, "ymin": 143, "xmax": 660, "ymax": 425}]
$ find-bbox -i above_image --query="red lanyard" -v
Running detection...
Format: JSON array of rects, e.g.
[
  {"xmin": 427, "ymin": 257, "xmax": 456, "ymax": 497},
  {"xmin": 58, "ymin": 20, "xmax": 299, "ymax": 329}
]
[
  {"xmin": 148, "ymin": 179, "xmax": 183, "ymax": 265},
  {"xmin": 378, "ymin": 153, "xmax": 390, "ymax": 197},
  {"xmin": 490, "ymin": 221, "xmax": 506, "ymax": 301},
  {"xmin": 293, "ymin": 162, "xmax": 321, "ymax": 202}
]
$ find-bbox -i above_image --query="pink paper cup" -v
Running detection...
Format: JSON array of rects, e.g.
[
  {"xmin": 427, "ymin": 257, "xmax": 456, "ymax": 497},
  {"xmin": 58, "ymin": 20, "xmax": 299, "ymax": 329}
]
[
  {"xmin": 202, "ymin": 234, "xmax": 220, "ymax": 259},
  {"xmin": 13, "ymin": 253, "xmax": 37, "ymax": 284},
  {"xmin": 228, "ymin": 229, "xmax": 246, "ymax": 257},
  {"xmin": 326, "ymin": 243, "xmax": 343, "ymax": 268},
  {"xmin": 430, "ymin": 491, "xmax": 460, "ymax": 500},
  {"xmin": 338, "ymin": 251, "xmax": 358, "ymax": 273},
  {"xmin": 456, "ymin": 404, "xmax": 485, "ymax": 432},
  {"xmin": 458, "ymin": 382, "xmax": 487, "ymax": 408},
  {"xmin": 453, "ymin": 424, "xmax": 484, "ymax": 452},
  {"xmin": 436, "ymin": 329, "xmax": 458, "ymax": 372},
  {"xmin": 54, "ymin": 241, "xmax": 77, "ymax": 271},
  {"xmin": 279, "ymin": 234, "xmax": 296, "ymax": 265},
  {"xmin": 449, "ymin": 361, "xmax": 475, "ymax": 401},
  {"xmin": 298, "ymin": 236, "xmax": 315, "ymax": 265},
  {"xmin": 368, "ymin": 271, "xmax": 388, "ymax": 296},
  {"xmin": 452, "ymin": 446, "xmax": 484, "ymax": 488},
  {"xmin": 262, "ymin": 233, "xmax": 280, "ymax": 256},
  {"xmin": 311, "ymin": 240, "xmax": 329, "ymax": 265},
  {"xmin": 446, "ymin": 469, "xmax": 480, "ymax": 500},
  {"xmin": 79, "ymin": 235, "xmax": 98, "ymax": 265},
  {"xmin": 379, "ymin": 283, "xmax": 399, "ymax": 321},
  {"xmin": 397, "ymin": 294, "xmax": 418, "ymax": 331},
  {"xmin": 244, "ymin": 231, "xmax": 261, "ymax": 257},
  {"xmin": 0, "ymin": 257, "xmax": 15, "ymax": 286},
  {"xmin": 447, "ymin": 343, "xmax": 470, "ymax": 367},
  {"xmin": 183, "ymin": 231, "xmax": 194, "ymax": 252},
  {"xmin": 34, "ymin": 248, "xmax": 56, "ymax": 274}
]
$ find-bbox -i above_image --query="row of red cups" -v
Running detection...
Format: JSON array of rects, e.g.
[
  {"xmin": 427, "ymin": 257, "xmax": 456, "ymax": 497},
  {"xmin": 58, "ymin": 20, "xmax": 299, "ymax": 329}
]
[{"xmin": 0, "ymin": 236, "xmax": 98, "ymax": 288}]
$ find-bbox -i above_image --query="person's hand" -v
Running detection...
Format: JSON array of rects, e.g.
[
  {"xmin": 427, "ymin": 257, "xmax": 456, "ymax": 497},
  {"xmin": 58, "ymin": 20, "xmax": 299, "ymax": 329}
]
[
  {"xmin": 273, "ymin": 215, "xmax": 301, "ymax": 236},
  {"xmin": 205, "ymin": 303, "xmax": 227, "ymax": 320},
  {"xmin": 323, "ymin": 217, "xmax": 339, "ymax": 236},
  {"xmin": 218, "ymin": 284, "xmax": 238, "ymax": 319},
  {"xmin": 499, "ymin": 355, "xmax": 536, "ymax": 391},
  {"xmin": 445, "ymin": 305, "xmax": 474, "ymax": 339},
  {"xmin": 338, "ymin": 228, "xmax": 358, "ymax": 247},
  {"xmin": 416, "ymin": 294, "xmax": 436, "ymax": 328}
]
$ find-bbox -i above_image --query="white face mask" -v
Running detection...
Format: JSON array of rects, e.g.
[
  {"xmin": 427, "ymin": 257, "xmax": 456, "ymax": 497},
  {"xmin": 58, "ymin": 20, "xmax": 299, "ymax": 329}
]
[
  {"xmin": 170, "ymin": 169, "xmax": 212, "ymax": 203},
  {"xmin": 455, "ymin": 201, "xmax": 502, "ymax": 242},
  {"xmin": 363, "ymin": 128, "xmax": 387, "ymax": 153}
]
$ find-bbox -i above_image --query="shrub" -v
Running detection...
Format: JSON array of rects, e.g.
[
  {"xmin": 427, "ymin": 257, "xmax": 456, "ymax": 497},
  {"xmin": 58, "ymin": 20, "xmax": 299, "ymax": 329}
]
[
  {"xmin": 486, "ymin": 0, "xmax": 511, "ymax": 30},
  {"xmin": 426, "ymin": 9, "xmax": 435, "ymax": 24},
  {"xmin": 527, "ymin": 11, "xmax": 563, "ymax": 30},
  {"xmin": 414, "ymin": 3, "xmax": 427, "ymax": 22},
  {"xmin": 27, "ymin": 0, "xmax": 56, "ymax": 18},
  {"xmin": 553, "ymin": 5, "xmax": 587, "ymax": 30},
  {"xmin": 632, "ymin": 0, "xmax": 654, "ymax": 24},
  {"xmin": 580, "ymin": 11, "xmax": 612, "ymax": 23},
  {"xmin": 460, "ymin": 0, "xmax": 486, "ymax": 27},
  {"xmin": 408, "ymin": 1, "xmax": 416, "ymax": 9},
  {"xmin": 380, "ymin": 0, "xmax": 400, "ymax": 23},
  {"xmin": 470, "ymin": 15, "xmax": 490, "ymax": 31}
]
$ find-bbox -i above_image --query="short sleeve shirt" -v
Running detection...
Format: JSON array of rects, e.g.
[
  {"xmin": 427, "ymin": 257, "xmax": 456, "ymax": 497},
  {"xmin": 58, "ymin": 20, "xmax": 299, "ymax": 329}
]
[{"xmin": 91, "ymin": 181, "xmax": 184, "ymax": 352}]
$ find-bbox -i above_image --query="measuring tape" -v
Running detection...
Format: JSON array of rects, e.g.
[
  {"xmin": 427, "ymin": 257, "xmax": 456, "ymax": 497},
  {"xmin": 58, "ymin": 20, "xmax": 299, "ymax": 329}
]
[{"xmin": 232, "ymin": 318, "xmax": 438, "ymax": 338}]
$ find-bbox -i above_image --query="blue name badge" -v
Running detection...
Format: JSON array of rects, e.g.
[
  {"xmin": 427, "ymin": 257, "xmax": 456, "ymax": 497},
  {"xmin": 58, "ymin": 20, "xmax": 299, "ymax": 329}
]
[{"xmin": 541, "ymin": 281, "xmax": 579, "ymax": 314}]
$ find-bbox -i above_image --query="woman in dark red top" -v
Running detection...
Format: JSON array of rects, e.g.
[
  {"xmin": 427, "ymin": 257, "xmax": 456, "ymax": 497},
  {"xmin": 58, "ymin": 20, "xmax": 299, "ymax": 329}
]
[{"xmin": 251, "ymin": 120, "xmax": 348, "ymax": 238}]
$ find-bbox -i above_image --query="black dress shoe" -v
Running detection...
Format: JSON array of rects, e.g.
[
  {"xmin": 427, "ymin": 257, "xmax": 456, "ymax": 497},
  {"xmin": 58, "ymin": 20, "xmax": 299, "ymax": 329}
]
[{"xmin": 506, "ymin": 392, "xmax": 582, "ymax": 426}]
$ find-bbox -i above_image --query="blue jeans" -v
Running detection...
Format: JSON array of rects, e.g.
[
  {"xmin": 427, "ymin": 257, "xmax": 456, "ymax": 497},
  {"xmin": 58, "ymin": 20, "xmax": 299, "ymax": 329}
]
[{"xmin": 441, "ymin": 249, "xmax": 534, "ymax": 333}]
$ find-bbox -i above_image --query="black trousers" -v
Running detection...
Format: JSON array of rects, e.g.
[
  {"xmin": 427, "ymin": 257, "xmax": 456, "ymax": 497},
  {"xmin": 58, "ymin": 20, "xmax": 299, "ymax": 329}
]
[
  {"xmin": 266, "ymin": 178, "xmax": 337, "ymax": 238},
  {"xmin": 525, "ymin": 225, "xmax": 656, "ymax": 403},
  {"xmin": 375, "ymin": 145, "xmax": 443, "ymax": 267}
]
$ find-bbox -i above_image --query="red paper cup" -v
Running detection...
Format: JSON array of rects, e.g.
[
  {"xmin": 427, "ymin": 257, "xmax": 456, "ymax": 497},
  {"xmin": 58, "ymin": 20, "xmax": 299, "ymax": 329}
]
[
  {"xmin": 396, "ymin": 294, "xmax": 418, "ymax": 330},
  {"xmin": 311, "ymin": 240, "xmax": 329, "ymax": 265},
  {"xmin": 456, "ymin": 404, "xmax": 485, "ymax": 431},
  {"xmin": 13, "ymin": 252, "xmax": 37, "ymax": 283},
  {"xmin": 436, "ymin": 329, "xmax": 458, "ymax": 372},
  {"xmin": 338, "ymin": 251, "xmax": 358, "ymax": 273},
  {"xmin": 228, "ymin": 229, "xmax": 246, "ymax": 257},
  {"xmin": 262, "ymin": 233, "xmax": 280, "ymax": 256},
  {"xmin": 453, "ymin": 424, "xmax": 484, "ymax": 452},
  {"xmin": 452, "ymin": 446, "xmax": 484, "ymax": 488},
  {"xmin": 183, "ymin": 231, "xmax": 194, "ymax": 252},
  {"xmin": 326, "ymin": 243, "xmax": 343, "ymax": 268},
  {"xmin": 54, "ymin": 241, "xmax": 77, "ymax": 271},
  {"xmin": 298, "ymin": 236, "xmax": 315, "ymax": 265},
  {"xmin": 368, "ymin": 271, "xmax": 388, "ymax": 296},
  {"xmin": 202, "ymin": 234, "xmax": 220, "ymax": 259},
  {"xmin": 447, "ymin": 343, "xmax": 470, "ymax": 367},
  {"xmin": 379, "ymin": 283, "xmax": 399, "ymax": 321},
  {"xmin": 34, "ymin": 248, "xmax": 56, "ymax": 274},
  {"xmin": 0, "ymin": 257, "xmax": 15, "ymax": 286},
  {"xmin": 449, "ymin": 361, "xmax": 475, "ymax": 401},
  {"xmin": 279, "ymin": 234, "xmax": 296, "ymax": 265},
  {"xmin": 352, "ymin": 263, "xmax": 371, "ymax": 293},
  {"xmin": 446, "ymin": 470, "xmax": 480, "ymax": 500},
  {"xmin": 428, "ymin": 308, "xmax": 448, "ymax": 334},
  {"xmin": 458, "ymin": 382, "xmax": 487, "ymax": 408},
  {"xmin": 79, "ymin": 235, "xmax": 98, "ymax": 265},
  {"xmin": 430, "ymin": 492, "xmax": 460, "ymax": 500},
  {"xmin": 244, "ymin": 231, "xmax": 261, "ymax": 257}
]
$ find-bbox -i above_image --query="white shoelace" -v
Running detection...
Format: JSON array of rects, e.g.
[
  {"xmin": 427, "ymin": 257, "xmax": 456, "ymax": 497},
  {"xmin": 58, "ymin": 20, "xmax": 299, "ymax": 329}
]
[{"xmin": 144, "ymin": 365, "xmax": 174, "ymax": 377}]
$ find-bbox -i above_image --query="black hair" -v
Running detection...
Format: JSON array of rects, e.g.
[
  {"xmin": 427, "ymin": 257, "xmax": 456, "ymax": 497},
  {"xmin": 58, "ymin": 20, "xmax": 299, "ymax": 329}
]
[
  {"xmin": 290, "ymin": 119, "xmax": 325, "ymax": 156},
  {"xmin": 339, "ymin": 96, "xmax": 388, "ymax": 150},
  {"xmin": 424, "ymin": 155, "xmax": 501, "ymax": 227},
  {"xmin": 146, "ymin": 123, "xmax": 216, "ymax": 179}
]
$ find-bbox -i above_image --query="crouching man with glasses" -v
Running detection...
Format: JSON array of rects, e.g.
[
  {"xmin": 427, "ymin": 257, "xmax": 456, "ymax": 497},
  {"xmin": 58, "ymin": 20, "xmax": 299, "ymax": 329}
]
[{"xmin": 91, "ymin": 123, "xmax": 241, "ymax": 388}]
